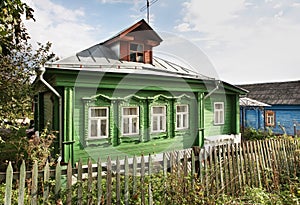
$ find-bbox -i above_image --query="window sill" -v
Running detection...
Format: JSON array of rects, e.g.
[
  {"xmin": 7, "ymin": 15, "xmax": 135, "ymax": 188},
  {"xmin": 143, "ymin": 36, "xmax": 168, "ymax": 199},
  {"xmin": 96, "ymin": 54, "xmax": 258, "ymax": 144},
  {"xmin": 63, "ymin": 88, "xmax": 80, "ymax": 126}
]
[{"xmin": 214, "ymin": 123, "xmax": 224, "ymax": 126}]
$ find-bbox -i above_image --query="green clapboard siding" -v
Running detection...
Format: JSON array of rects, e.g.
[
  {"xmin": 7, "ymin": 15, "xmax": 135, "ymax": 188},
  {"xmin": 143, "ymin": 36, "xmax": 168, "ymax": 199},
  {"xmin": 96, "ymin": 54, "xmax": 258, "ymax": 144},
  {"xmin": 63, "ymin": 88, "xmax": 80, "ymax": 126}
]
[
  {"xmin": 37, "ymin": 69, "xmax": 245, "ymax": 164},
  {"xmin": 204, "ymin": 94, "xmax": 237, "ymax": 137},
  {"xmin": 71, "ymin": 88, "xmax": 198, "ymax": 163}
]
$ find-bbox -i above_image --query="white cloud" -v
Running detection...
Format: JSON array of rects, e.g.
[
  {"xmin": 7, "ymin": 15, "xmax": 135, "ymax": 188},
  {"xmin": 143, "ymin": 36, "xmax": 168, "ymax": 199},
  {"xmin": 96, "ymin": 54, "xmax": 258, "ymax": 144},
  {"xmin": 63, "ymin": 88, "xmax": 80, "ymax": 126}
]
[
  {"xmin": 176, "ymin": 0, "xmax": 300, "ymax": 83},
  {"xmin": 174, "ymin": 22, "xmax": 192, "ymax": 32},
  {"xmin": 23, "ymin": 0, "xmax": 102, "ymax": 58},
  {"xmin": 273, "ymin": 3, "xmax": 282, "ymax": 9}
]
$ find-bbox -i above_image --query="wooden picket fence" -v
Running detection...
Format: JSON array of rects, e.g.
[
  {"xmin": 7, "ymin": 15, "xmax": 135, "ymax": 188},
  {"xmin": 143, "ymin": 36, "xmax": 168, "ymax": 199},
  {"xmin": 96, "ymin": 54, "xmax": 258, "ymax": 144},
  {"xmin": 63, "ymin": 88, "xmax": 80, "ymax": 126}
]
[{"xmin": 2, "ymin": 138, "xmax": 300, "ymax": 204}]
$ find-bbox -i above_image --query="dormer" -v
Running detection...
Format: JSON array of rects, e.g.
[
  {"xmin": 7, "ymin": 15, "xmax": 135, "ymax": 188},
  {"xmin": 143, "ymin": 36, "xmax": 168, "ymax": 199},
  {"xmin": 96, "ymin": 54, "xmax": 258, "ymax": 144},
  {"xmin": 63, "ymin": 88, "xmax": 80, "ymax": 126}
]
[{"xmin": 101, "ymin": 19, "xmax": 163, "ymax": 64}]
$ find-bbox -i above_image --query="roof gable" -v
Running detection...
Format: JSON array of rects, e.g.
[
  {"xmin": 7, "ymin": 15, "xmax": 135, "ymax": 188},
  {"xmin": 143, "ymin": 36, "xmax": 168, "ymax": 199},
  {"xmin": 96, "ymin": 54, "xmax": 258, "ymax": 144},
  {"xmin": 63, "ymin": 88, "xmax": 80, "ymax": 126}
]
[
  {"xmin": 101, "ymin": 19, "xmax": 162, "ymax": 46},
  {"xmin": 238, "ymin": 81, "xmax": 300, "ymax": 105}
]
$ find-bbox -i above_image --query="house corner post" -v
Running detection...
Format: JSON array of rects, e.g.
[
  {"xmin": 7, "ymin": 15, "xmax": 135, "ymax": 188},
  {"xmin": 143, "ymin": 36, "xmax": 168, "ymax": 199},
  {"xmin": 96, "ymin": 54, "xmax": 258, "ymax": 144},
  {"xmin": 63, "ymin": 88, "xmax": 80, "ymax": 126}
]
[
  {"xmin": 235, "ymin": 95, "xmax": 241, "ymax": 135},
  {"xmin": 63, "ymin": 87, "xmax": 74, "ymax": 164},
  {"xmin": 198, "ymin": 92, "xmax": 205, "ymax": 147},
  {"xmin": 111, "ymin": 100, "xmax": 119, "ymax": 146}
]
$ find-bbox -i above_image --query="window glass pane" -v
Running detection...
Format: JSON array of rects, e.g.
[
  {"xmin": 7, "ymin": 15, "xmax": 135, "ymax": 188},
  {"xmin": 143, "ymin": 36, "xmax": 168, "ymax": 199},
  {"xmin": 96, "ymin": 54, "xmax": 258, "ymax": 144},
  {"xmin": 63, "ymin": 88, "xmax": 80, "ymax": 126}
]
[
  {"xmin": 160, "ymin": 116, "xmax": 165, "ymax": 130},
  {"xmin": 153, "ymin": 107, "xmax": 164, "ymax": 114},
  {"xmin": 130, "ymin": 44, "xmax": 138, "ymax": 51},
  {"xmin": 100, "ymin": 120, "xmax": 106, "ymax": 136},
  {"xmin": 123, "ymin": 118, "xmax": 129, "ymax": 134},
  {"xmin": 90, "ymin": 120, "xmax": 98, "ymax": 137},
  {"xmin": 123, "ymin": 108, "xmax": 128, "ymax": 115},
  {"xmin": 153, "ymin": 116, "xmax": 158, "ymax": 131},
  {"xmin": 215, "ymin": 103, "xmax": 223, "ymax": 110},
  {"xmin": 177, "ymin": 105, "xmax": 187, "ymax": 113},
  {"xmin": 183, "ymin": 114, "xmax": 187, "ymax": 127},
  {"xmin": 130, "ymin": 52, "xmax": 136, "ymax": 62},
  {"xmin": 177, "ymin": 115, "xmax": 181, "ymax": 128},
  {"xmin": 132, "ymin": 117, "xmax": 138, "ymax": 133},
  {"xmin": 129, "ymin": 108, "xmax": 137, "ymax": 115},
  {"xmin": 123, "ymin": 107, "xmax": 137, "ymax": 115},
  {"xmin": 220, "ymin": 111, "xmax": 224, "ymax": 123},
  {"xmin": 91, "ymin": 108, "xmax": 106, "ymax": 117},
  {"xmin": 137, "ymin": 44, "xmax": 143, "ymax": 52}
]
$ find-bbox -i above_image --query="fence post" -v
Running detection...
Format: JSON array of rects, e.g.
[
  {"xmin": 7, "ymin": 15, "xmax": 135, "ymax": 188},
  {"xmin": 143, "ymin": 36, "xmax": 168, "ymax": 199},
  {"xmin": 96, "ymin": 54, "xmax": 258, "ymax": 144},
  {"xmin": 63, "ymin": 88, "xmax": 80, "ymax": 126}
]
[
  {"xmin": 141, "ymin": 155, "xmax": 145, "ymax": 204},
  {"xmin": 66, "ymin": 161, "xmax": 72, "ymax": 205},
  {"xmin": 31, "ymin": 161, "xmax": 38, "ymax": 205},
  {"xmin": 106, "ymin": 156, "xmax": 112, "ymax": 205},
  {"xmin": 148, "ymin": 154, "xmax": 153, "ymax": 205},
  {"xmin": 43, "ymin": 161, "xmax": 50, "ymax": 204},
  {"xmin": 191, "ymin": 150, "xmax": 195, "ymax": 189},
  {"xmin": 124, "ymin": 156, "xmax": 129, "ymax": 205},
  {"xmin": 116, "ymin": 157, "xmax": 121, "ymax": 205},
  {"xmin": 132, "ymin": 155, "xmax": 137, "ymax": 197},
  {"xmin": 87, "ymin": 158, "xmax": 93, "ymax": 204},
  {"xmin": 4, "ymin": 161, "xmax": 13, "ymax": 205},
  {"xmin": 77, "ymin": 158, "xmax": 83, "ymax": 205},
  {"xmin": 19, "ymin": 160, "xmax": 26, "ymax": 205},
  {"xmin": 97, "ymin": 157, "xmax": 103, "ymax": 205},
  {"xmin": 55, "ymin": 160, "xmax": 62, "ymax": 199}
]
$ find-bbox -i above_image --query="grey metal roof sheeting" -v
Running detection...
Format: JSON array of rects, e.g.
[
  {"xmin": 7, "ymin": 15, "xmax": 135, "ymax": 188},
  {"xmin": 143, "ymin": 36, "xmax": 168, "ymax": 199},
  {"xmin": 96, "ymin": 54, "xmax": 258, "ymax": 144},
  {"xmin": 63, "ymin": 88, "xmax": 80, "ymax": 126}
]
[
  {"xmin": 239, "ymin": 97, "xmax": 270, "ymax": 107},
  {"xmin": 46, "ymin": 44, "xmax": 214, "ymax": 80}
]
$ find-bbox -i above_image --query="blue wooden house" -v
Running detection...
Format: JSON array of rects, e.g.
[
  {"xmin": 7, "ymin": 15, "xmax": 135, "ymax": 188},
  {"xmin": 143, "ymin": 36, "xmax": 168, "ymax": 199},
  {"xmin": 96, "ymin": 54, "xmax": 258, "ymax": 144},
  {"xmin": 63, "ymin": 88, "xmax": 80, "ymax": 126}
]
[
  {"xmin": 239, "ymin": 81, "xmax": 300, "ymax": 136},
  {"xmin": 240, "ymin": 97, "xmax": 270, "ymax": 131}
]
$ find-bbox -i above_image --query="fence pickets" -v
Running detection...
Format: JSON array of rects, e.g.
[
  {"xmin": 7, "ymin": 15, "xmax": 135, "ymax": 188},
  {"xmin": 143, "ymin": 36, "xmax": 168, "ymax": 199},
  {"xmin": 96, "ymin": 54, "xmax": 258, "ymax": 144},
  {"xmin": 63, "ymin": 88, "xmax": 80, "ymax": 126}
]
[{"xmin": 1, "ymin": 139, "xmax": 300, "ymax": 204}]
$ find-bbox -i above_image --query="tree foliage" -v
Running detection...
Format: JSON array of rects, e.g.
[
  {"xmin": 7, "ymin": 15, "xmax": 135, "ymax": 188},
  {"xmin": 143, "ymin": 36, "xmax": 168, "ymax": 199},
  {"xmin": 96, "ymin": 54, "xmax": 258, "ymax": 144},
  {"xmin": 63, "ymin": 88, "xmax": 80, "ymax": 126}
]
[
  {"xmin": 0, "ymin": 0, "xmax": 56, "ymax": 129},
  {"xmin": 0, "ymin": 42, "xmax": 55, "ymax": 126},
  {"xmin": 0, "ymin": 0, "xmax": 34, "ymax": 55}
]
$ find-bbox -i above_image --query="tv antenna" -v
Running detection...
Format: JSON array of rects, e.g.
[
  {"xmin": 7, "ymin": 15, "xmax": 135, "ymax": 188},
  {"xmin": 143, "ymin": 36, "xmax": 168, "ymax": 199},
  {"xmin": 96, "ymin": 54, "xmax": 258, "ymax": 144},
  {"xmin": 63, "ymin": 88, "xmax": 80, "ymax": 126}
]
[{"xmin": 140, "ymin": 0, "xmax": 159, "ymax": 23}]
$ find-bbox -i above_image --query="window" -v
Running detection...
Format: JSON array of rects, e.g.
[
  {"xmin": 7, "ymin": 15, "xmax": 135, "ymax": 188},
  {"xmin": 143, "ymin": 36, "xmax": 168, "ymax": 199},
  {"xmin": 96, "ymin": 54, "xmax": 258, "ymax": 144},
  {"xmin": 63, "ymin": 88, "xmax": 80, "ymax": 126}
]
[
  {"xmin": 214, "ymin": 102, "xmax": 224, "ymax": 125},
  {"xmin": 265, "ymin": 110, "xmax": 275, "ymax": 126},
  {"xmin": 122, "ymin": 107, "xmax": 139, "ymax": 135},
  {"xmin": 151, "ymin": 106, "xmax": 166, "ymax": 133},
  {"xmin": 130, "ymin": 43, "xmax": 144, "ymax": 62},
  {"xmin": 176, "ymin": 105, "xmax": 189, "ymax": 130},
  {"xmin": 88, "ymin": 107, "xmax": 109, "ymax": 139}
]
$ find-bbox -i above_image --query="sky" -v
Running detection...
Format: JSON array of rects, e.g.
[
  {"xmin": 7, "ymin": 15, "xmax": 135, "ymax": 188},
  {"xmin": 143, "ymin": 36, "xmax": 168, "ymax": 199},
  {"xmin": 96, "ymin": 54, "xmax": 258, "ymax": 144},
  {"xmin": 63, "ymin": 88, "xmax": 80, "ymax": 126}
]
[{"xmin": 22, "ymin": 0, "xmax": 300, "ymax": 84}]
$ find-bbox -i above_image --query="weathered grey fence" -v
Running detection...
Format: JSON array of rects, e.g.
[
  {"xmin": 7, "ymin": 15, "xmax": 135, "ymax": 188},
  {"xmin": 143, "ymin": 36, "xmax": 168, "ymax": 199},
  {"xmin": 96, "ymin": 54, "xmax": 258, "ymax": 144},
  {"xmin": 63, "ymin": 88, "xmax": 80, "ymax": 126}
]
[{"xmin": 2, "ymin": 138, "xmax": 300, "ymax": 204}]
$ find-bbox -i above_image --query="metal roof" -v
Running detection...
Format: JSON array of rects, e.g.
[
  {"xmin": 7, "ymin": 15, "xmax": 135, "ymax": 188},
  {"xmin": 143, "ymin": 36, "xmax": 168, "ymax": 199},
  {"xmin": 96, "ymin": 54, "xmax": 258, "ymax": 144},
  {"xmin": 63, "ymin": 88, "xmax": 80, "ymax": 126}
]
[
  {"xmin": 239, "ymin": 97, "xmax": 270, "ymax": 107},
  {"xmin": 46, "ymin": 44, "xmax": 214, "ymax": 80}
]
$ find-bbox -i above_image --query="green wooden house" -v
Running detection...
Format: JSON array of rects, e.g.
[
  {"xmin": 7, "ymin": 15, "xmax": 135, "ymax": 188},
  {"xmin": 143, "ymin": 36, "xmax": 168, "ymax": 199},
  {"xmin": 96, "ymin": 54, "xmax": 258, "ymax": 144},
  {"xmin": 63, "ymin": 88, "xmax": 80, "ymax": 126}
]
[{"xmin": 34, "ymin": 19, "xmax": 246, "ymax": 164}]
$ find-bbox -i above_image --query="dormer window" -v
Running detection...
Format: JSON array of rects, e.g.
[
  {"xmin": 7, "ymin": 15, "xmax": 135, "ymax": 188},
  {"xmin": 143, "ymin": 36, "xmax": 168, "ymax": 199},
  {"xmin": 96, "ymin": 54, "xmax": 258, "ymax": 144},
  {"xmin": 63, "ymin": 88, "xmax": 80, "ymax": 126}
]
[
  {"xmin": 101, "ymin": 19, "xmax": 162, "ymax": 64},
  {"xmin": 130, "ymin": 43, "xmax": 144, "ymax": 63}
]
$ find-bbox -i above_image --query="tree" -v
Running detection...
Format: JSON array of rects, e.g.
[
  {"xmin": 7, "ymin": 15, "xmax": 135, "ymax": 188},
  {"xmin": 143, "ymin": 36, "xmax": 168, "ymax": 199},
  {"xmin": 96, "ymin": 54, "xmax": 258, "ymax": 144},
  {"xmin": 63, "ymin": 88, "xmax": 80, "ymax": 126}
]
[
  {"xmin": 0, "ymin": 0, "xmax": 34, "ymax": 55},
  {"xmin": 0, "ymin": 0, "xmax": 56, "ymax": 131},
  {"xmin": 0, "ymin": 0, "xmax": 57, "ymax": 170}
]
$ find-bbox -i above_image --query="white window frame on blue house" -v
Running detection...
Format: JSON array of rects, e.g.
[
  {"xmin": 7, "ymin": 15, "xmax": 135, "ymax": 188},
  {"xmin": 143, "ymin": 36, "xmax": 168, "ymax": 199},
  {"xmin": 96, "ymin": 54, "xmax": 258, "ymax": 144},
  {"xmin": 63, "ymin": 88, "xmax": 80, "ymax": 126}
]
[
  {"xmin": 88, "ymin": 107, "xmax": 109, "ymax": 139},
  {"xmin": 214, "ymin": 102, "xmax": 224, "ymax": 125},
  {"xmin": 122, "ymin": 106, "xmax": 139, "ymax": 135},
  {"xmin": 151, "ymin": 106, "xmax": 166, "ymax": 133},
  {"xmin": 265, "ymin": 110, "xmax": 275, "ymax": 126},
  {"xmin": 176, "ymin": 104, "xmax": 189, "ymax": 130}
]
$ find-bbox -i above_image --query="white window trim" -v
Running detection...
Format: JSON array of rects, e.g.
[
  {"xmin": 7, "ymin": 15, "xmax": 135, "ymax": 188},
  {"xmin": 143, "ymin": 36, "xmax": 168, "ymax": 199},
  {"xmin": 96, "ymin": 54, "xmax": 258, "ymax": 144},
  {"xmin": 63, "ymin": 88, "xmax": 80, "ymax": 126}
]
[
  {"xmin": 214, "ymin": 102, "xmax": 225, "ymax": 125},
  {"xmin": 151, "ymin": 106, "xmax": 166, "ymax": 133},
  {"xmin": 266, "ymin": 111, "xmax": 275, "ymax": 126},
  {"xmin": 176, "ymin": 104, "xmax": 189, "ymax": 130},
  {"xmin": 88, "ymin": 107, "xmax": 109, "ymax": 139},
  {"xmin": 122, "ymin": 106, "xmax": 140, "ymax": 136}
]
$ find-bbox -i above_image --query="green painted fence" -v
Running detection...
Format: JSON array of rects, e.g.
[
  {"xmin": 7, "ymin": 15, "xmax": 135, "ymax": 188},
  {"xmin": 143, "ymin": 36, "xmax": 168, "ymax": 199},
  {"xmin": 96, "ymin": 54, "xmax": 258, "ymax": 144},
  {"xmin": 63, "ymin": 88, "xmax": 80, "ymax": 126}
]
[{"xmin": 1, "ymin": 139, "xmax": 300, "ymax": 204}]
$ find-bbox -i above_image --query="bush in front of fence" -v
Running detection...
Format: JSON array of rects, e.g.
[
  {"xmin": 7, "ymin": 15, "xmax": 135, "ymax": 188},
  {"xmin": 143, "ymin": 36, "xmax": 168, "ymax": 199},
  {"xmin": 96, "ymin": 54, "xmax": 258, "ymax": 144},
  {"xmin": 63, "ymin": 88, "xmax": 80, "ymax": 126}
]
[
  {"xmin": 0, "ymin": 125, "xmax": 56, "ymax": 172},
  {"xmin": 1, "ymin": 170, "xmax": 299, "ymax": 204},
  {"xmin": 1, "ymin": 138, "xmax": 300, "ymax": 204}
]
